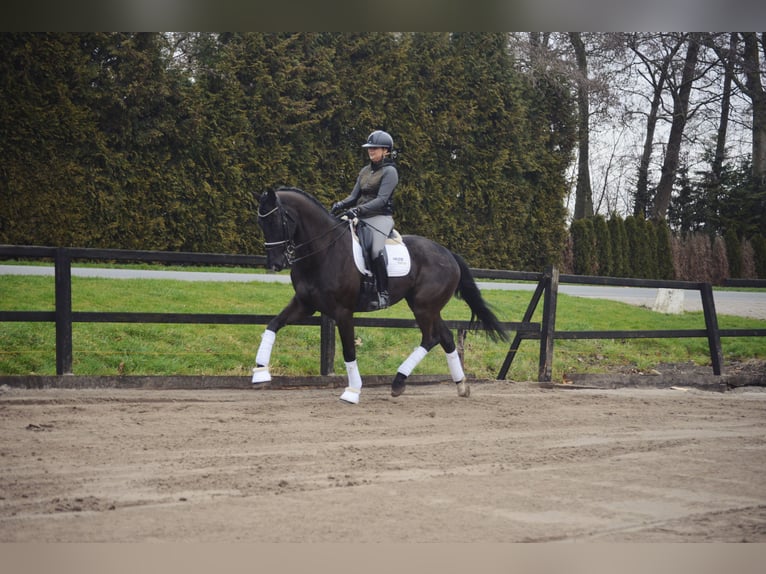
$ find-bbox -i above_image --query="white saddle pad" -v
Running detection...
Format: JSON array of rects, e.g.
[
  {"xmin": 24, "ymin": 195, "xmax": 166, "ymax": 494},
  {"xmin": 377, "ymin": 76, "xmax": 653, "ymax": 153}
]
[{"xmin": 352, "ymin": 228, "xmax": 411, "ymax": 277}]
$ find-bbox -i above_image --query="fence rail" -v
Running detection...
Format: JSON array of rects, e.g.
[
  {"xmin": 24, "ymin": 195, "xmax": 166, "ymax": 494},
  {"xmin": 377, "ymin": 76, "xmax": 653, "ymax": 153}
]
[{"xmin": 2, "ymin": 244, "xmax": 764, "ymax": 382}]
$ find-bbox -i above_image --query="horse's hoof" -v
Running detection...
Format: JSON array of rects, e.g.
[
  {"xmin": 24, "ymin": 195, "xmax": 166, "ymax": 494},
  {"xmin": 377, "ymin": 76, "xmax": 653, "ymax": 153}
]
[
  {"xmin": 339, "ymin": 387, "xmax": 360, "ymax": 404},
  {"xmin": 456, "ymin": 379, "xmax": 470, "ymax": 398},
  {"xmin": 391, "ymin": 384, "xmax": 406, "ymax": 397},
  {"xmin": 391, "ymin": 373, "xmax": 406, "ymax": 397},
  {"xmin": 252, "ymin": 366, "xmax": 271, "ymax": 384}
]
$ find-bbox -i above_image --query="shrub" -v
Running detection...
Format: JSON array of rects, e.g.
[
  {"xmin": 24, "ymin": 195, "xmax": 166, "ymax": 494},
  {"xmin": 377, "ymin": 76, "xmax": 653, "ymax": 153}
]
[
  {"xmin": 724, "ymin": 228, "xmax": 742, "ymax": 278},
  {"xmin": 711, "ymin": 235, "xmax": 729, "ymax": 285}
]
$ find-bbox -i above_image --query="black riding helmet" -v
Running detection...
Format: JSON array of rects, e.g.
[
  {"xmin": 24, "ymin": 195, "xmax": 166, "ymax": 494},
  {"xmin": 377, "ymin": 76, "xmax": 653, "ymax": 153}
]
[{"xmin": 361, "ymin": 130, "xmax": 394, "ymax": 151}]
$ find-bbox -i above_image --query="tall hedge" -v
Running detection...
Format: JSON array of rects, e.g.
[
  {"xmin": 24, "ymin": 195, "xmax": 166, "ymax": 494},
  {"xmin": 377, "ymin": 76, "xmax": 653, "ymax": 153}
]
[{"xmin": 0, "ymin": 32, "xmax": 576, "ymax": 271}]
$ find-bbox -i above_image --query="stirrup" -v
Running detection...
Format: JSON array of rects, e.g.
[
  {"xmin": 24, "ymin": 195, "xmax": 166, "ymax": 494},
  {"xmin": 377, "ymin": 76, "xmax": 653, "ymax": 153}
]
[{"xmin": 369, "ymin": 292, "xmax": 389, "ymax": 310}]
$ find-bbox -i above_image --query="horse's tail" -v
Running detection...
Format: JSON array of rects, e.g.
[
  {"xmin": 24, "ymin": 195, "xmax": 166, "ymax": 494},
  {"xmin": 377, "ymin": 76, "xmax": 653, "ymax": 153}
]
[{"xmin": 451, "ymin": 251, "xmax": 509, "ymax": 342}]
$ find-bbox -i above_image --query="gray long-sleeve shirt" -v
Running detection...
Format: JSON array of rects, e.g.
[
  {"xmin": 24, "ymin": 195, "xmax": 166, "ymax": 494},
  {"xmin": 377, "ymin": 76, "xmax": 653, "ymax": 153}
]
[{"xmin": 341, "ymin": 159, "xmax": 398, "ymax": 217}]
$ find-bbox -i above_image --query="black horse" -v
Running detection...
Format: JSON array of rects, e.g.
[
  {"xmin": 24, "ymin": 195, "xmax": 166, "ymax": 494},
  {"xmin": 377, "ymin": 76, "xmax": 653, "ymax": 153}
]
[{"xmin": 253, "ymin": 187, "xmax": 507, "ymax": 404}]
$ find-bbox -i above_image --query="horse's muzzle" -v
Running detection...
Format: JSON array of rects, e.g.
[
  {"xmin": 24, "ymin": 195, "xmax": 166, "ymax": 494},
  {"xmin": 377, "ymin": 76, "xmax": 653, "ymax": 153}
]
[{"xmin": 266, "ymin": 254, "xmax": 287, "ymax": 272}]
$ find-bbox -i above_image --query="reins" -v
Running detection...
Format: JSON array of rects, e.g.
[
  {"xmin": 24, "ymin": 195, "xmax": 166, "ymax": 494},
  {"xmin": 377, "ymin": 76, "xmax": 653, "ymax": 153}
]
[{"xmin": 289, "ymin": 219, "xmax": 349, "ymax": 264}]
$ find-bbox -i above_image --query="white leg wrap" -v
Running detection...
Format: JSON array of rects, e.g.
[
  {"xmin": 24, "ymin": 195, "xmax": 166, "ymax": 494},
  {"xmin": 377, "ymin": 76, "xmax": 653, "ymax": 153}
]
[
  {"xmin": 446, "ymin": 349, "xmax": 465, "ymax": 382},
  {"xmin": 340, "ymin": 360, "xmax": 363, "ymax": 404},
  {"xmin": 252, "ymin": 329, "xmax": 276, "ymax": 384},
  {"xmin": 398, "ymin": 346, "xmax": 428, "ymax": 377},
  {"xmin": 345, "ymin": 360, "xmax": 363, "ymax": 390},
  {"xmin": 255, "ymin": 329, "xmax": 276, "ymax": 366}
]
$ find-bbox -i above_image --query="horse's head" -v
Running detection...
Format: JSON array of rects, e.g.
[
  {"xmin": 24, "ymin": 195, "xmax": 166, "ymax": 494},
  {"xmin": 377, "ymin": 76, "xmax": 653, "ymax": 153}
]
[{"xmin": 257, "ymin": 189, "xmax": 297, "ymax": 272}]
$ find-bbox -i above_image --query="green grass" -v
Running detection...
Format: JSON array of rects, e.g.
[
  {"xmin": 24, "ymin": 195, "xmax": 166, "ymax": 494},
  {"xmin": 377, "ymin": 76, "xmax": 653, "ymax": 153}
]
[{"xmin": 1, "ymin": 273, "xmax": 764, "ymax": 381}]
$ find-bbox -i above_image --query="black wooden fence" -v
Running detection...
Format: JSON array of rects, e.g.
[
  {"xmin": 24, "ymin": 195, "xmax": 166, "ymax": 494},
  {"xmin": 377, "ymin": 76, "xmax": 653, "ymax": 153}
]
[{"xmin": 1, "ymin": 245, "xmax": 764, "ymax": 382}]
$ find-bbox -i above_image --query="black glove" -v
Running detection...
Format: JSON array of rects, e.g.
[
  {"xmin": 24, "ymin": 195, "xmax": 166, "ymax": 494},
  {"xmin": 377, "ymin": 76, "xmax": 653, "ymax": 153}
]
[
  {"xmin": 343, "ymin": 208, "xmax": 359, "ymax": 220},
  {"xmin": 330, "ymin": 202, "xmax": 345, "ymax": 216}
]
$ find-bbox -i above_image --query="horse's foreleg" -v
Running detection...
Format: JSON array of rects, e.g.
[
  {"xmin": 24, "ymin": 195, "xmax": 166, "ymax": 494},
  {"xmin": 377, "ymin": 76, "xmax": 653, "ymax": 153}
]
[
  {"xmin": 336, "ymin": 312, "xmax": 363, "ymax": 405},
  {"xmin": 252, "ymin": 296, "xmax": 313, "ymax": 385},
  {"xmin": 252, "ymin": 329, "xmax": 277, "ymax": 383}
]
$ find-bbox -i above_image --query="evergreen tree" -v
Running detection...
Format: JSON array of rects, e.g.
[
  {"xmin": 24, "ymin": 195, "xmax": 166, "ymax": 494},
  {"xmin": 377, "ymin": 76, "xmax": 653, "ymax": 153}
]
[
  {"xmin": 625, "ymin": 215, "xmax": 655, "ymax": 278},
  {"xmin": 0, "ymin": 33, "xmax": 106, "ymax": 246},
  {"xmin": 571, "ymin": 218, "xmax": 596, "ymax": 275},
  {"xmin": 644, "ymin": 218, "xmax": 659, "ymax": 278},
  {"xmin": 607, "ymin": 213, "xmax": 629, "ymax": 277},
  {"xmin": 655, "ymin": 219, "xmax": 676, "ymax": 279},
  {"xmin": 592, "ymin": 215, "xmax": 612, "ymax": 276}
]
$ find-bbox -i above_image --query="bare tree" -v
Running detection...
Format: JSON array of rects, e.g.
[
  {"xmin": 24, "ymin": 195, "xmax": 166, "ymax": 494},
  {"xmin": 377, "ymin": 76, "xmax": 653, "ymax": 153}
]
[
  {"xmin": 707, "ymin": 33, "xmax": 766, "ymax": 182},
  {"xmin": 652, "ymin": 33, "xmax": 701, "ymax": 221},
  {"xmin": 711, "ymin": 33, "xmax": 738, "ymax": 182},
  {"xmin": 741, "ymin": 33, "xmax": 766, "ymax": 181},
  {"xmin": 569, "ymin": 32, "xmax": 593, "ymax": 219},
  {"xmin": 624, "ymin": 33, "xmax": 686, "ymax": 217}
]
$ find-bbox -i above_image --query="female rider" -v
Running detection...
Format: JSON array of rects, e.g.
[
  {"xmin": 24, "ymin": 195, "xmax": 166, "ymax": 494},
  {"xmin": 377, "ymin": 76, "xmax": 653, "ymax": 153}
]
[{"xmin": 331, "ymin": 130, "xmax": 398, "ymax": 310}]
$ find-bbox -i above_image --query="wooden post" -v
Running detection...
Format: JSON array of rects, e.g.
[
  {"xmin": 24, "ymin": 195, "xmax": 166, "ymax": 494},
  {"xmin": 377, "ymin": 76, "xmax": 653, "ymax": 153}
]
[
  {"xmin": 497, "ymin": 273, "xmax": 546, "ymax": 380},
  {"xmin": 538, "ymin": 265, "xmax": 559, "ymax": 382},
  {"xmin": 54, "ymin": 248, "xmax": 73, "ymax": 375},
  {"xmin": 700, "ymin": 283, "xmax": 723, "ymax": 375}
]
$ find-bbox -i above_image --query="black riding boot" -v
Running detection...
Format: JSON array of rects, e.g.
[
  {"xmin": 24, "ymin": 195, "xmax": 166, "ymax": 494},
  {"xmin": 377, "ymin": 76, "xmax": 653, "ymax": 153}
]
[{"xmin": 370, "ymin": 255, "xmax": 390, "ymax": 310}]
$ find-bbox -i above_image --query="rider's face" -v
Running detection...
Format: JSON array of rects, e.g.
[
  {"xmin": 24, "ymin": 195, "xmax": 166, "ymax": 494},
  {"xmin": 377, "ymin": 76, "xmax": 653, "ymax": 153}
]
[{"xmin": 367, "ymin": 147, "xmax": 386, "ymax": 162}]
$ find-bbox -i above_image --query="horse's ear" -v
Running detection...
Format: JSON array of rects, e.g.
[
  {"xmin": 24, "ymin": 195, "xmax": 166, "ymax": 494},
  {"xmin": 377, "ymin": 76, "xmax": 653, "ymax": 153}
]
[{"xmin": 253, "ymin": 188, "xmax": 276, "ymax": 205}]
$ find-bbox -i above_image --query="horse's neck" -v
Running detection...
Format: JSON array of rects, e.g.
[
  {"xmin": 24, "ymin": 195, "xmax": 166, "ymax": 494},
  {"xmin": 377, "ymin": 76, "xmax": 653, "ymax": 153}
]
[{"xmin": 290, "ymin": 201, "xmax": 350, "ymax": 262}]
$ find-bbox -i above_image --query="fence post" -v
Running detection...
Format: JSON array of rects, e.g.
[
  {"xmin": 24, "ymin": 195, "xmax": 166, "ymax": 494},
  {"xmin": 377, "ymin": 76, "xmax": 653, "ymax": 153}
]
[
  {"xmin": 497, "ymin": 272, "xmax": 546, "ymax": 380},
  {"xmin": 700, "ymin": 283, "xmax": 723, "ymax": 375},
  {"xmin": 54, "ymin": 248, "xmax": 73, "ymax": 375},
  {"xmin": 320, "ymin": 313, "xmax": 335, "ymax": 375},
  {"xmin": 538, "ymin": 265, "xmax": 559, "ymax": 382}
]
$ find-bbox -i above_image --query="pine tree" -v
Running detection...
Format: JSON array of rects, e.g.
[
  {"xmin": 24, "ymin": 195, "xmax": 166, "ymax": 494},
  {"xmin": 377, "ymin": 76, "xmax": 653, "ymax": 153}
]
[
  {"xmin": 571, "ymin": 218, "xmax": 596, "ymax": 275},
  {"xmin": 592, "ymin": 215, "xmax": 612, "ymax": 276},
  {"xmin": 655, "ymin": 219, "xmax": 676, "ymax": 279},
  {"xmin": 608, "ymin": 213, "xmax": 629, "ymax": 277}
]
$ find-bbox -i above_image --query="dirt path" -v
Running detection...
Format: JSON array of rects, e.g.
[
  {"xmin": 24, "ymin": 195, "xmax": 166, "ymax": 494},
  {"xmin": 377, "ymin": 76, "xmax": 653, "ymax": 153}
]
[{"xmin": 1, "ymin": 381, "xmax": 765, "ymax": 542}]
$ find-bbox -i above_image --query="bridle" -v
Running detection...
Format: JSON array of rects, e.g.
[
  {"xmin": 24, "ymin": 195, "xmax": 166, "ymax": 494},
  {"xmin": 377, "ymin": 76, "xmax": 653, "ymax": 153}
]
[
  {"xmin": 258, "ymin": 194, "xmax": 348, "ymax": 266},
  {"xmin": 258, "ymin": 198, "xmax": 298, "ymax": 265}
]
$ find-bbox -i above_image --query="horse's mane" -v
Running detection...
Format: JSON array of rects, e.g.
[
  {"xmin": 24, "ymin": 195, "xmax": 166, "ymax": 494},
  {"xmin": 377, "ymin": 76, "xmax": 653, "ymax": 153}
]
[{"xmin": 275, "ymin": 186, "xmax": 330, "ymax": 214}]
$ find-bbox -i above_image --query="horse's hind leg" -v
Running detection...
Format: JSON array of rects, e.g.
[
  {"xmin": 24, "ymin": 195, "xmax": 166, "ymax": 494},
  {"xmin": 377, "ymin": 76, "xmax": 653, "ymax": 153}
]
[
  {"xmin": 391, "ymin": 345, "xmax": 430, "ymax": 397},
  {"xmin": 436, "ymin": 320, "xmax": 470, "ymax": 397},
  {"xmin": 391, "ymin": 317, "xmax": 468, "ymax": 397},
  {"xmin": 391, "ymin": 312, "xmax": 444, "ymax": 397}
]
